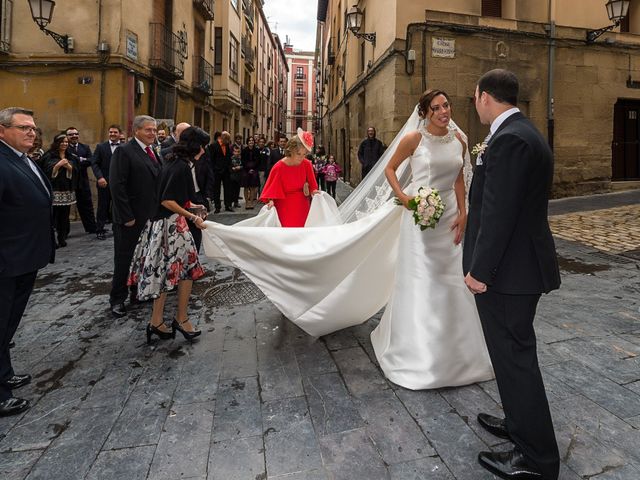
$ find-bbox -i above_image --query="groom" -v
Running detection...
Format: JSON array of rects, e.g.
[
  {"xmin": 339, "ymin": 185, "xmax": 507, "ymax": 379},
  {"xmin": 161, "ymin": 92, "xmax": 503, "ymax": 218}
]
[{"xmin": 463, "ymin": 69, "xmax": 561, "ymax": 480}]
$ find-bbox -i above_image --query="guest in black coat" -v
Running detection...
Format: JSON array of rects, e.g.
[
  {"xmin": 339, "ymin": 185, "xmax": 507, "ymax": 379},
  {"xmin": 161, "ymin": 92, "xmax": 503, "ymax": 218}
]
[
  {"xmin": 66, "ymin": 127, "xmax": 97, "ymax": 233},
  {"xmin": 241, "ymin": 137, "xmax": 261, "ymax": 209},
  {"xmin": 208, "ymin": 130, "xmax": 233, "ymax": 212},
  {"xmin": 108, "ymin": 115, "xmax": 162, "ymax": 318},
  {"xmin": 256, "ymin": 136, "xmax": 270, "ymax": 194},
  {"xmin": 0, "ymin": 107, "xmax": 55, "ymax": 417},
  {"xmin": 357, "ymin": 127, "xmax": 385, "ymax": 178},
  {"xmin": 42, "ymin": 133, "xmax": 80, "ymax": 248},
  {"xmin": 267, "ymin": 135, "xmax": 287, "ymax": 180},
  {"xmin": 91, "ymin": 124, "xmax": 122, "ymax": 239},
  {"xmin": 463, "ymin": 69, "xmax": 561, "ymax": 480}
]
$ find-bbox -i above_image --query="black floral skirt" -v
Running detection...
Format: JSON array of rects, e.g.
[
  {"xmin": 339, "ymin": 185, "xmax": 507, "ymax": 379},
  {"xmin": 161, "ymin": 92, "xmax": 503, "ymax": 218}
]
[{"xmin": 127, "ymin": 214, "xmax": 204, "ymax": 301}]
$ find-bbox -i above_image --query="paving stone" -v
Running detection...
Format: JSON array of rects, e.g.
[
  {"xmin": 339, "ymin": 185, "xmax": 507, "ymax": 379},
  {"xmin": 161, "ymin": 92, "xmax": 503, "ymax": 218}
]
[
  {"xmin": 148, "ymin": 401, "xmax": 214, "ymax": 480},
  {"xmin": 318, "ymin": 428, "xmax": 388, "ymax": 480},
  {"xmin": 587, "ymin": 464, "xmax": 640, "ymax": 479},
  {"xmin": 208, "ymin": 435, "xmax": 265, "ymax": 480},
  {"xmin": 221, "ymin": 337, "xmax": 258, "ymax": 380},
  {"xmin": 262, "ymin": 396, "xmax": 323, "ymax": 477},
  {"xmin": 213, "ymin": 376, "xmax": 262, "ymax": 442},
  {"xmin": 389, "ymin": 456, "xmax": 455, "ymax": 480},
  {"xmin": 294, "ymin": 340, "xmax": 337, "ymax": 376},
  {"xmin": 303, "ymin": 373, "xmax": 364, "ymax": 436},
  {"xmin": 331, "ymin": 346, "xmax": 389, "ymax": 396},
  {"xmin": 172, "ymin": 352, "xmax": 221, "ymax": 405},
  {"xmin": 24, "ymin": 406, "xmax": 121, "ymax": 480},
  {"xmin": 322, "ymin": 330, "xmax": 359, "ymax": 351},
  {"xmin": 258, "ymin": 346, "xmax": 304, "ymax": 402},
  {"xmin": 555, "ymin": 425, "xmax": 626, "ymax": 478},
  {"xmin": 353, "ymin": 390, "xmax": 434, "ymax": 465},
  {"xmin": 0, "ymin": 450, "xmax": 43, "ymax": 480},
  {"xmin": 268, "ymin": 469, "xmax": 330, "ymax": 479},
  {"xmin": 85, "ymin": 445, "xmax": 155, "ymax": 480}
]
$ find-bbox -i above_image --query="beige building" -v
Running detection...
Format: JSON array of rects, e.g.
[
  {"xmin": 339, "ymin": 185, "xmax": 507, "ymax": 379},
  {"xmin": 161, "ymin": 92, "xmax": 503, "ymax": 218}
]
[
  {"xmin": 0, "ymin": 0, "xmax": 286, "ymax": 146},
  {"xmin": 316, "ymin": 0, "xmax": 640, "ymax": 195}
]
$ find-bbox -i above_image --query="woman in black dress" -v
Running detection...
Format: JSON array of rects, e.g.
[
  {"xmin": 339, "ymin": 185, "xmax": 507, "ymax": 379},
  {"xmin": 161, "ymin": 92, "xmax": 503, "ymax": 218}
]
[
  {"xmin": 241, "ymin": 136, "xmax": 261, "ymax": 209},
  {"xmin": 128, "ymin": 127, "xmax": 210, "ymax": 344},
  {"xmin": 43, "ymin": 132, "xmax": 79, "ymax": 247}
]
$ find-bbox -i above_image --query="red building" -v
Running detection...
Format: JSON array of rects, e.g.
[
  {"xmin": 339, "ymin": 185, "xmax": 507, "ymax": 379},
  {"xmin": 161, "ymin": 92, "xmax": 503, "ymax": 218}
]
[{"xmin": 284, "ymin": 41, "xmax": 316, "ymax": 137}]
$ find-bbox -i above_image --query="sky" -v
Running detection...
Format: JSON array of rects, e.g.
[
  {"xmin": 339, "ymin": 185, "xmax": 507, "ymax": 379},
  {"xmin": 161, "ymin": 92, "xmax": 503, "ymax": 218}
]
[{"xmin": 262, "ymin": 0, "xmax": 318, "ymax": 52}]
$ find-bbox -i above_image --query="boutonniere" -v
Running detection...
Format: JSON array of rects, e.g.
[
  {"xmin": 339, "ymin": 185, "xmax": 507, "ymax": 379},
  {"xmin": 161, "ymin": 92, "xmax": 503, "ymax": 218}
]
[{"xmin": 471, "ymin": 142, "xmax": 488, "ymax": 166}]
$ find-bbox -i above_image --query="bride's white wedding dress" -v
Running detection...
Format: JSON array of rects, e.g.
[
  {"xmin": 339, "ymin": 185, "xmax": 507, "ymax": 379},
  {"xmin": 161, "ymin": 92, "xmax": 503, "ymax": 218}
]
[
  {"xmin": 370, "ymin": 128, "xmax": 492, "ymax": 389},
  {"xmin": 201, "ymin": 110, "xmax": 493, "ymax": 390}
]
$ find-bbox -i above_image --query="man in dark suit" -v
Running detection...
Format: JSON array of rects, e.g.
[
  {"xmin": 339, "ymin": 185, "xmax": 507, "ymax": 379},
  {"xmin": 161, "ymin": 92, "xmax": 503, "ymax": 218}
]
[
  {"xmin": 91, "ymin": 125, "xmax": 122, "ymax": 240},
  {"xmin": 109, "ymin": 115, "xmax": 161, "ymax": 318},
  {"xmin": 463, "ymin": 69, "xmax": 561, "ymax": 480},
  {"xmin": 0, "ymin": 107, "xmax": 55, "ymax": 416},
  {"xmin": 208, "ymin": 130, "xmax": 233, "ymax": 213},
  {"xmin": 66, "ymin": 127, "xmax": 97, "ymax": 234},
  {"xmin": 159, "ymin": 122, "xmax": 190, "ymax": 160},
  {"xmin": 267, "ymin": 135, "xmax": 287, "ymax": 180}
]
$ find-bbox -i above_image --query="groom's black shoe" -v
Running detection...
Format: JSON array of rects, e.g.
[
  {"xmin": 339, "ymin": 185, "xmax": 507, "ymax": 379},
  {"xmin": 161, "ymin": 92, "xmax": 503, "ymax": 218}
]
[
  {"xmin": 478, "ymin": 448, "xmax": 542, "ymax": 479},
  {"xmin": 478, "ymin": 413, "xmax": 511, "ymax": 440}
]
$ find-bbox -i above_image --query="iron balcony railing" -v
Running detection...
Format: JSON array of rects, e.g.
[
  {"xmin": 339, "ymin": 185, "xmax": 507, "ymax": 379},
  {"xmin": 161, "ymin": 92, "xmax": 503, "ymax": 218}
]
[
  {"xmin": 295, "ymin": 90, "xmax": 306, "ymax": 97},
  {"xmin": 194, "ymin": 56, "xmax": 214, "ymax": 95},
  {"xmin": 193, "ymin": 0, "xmax": 214, "ymax": 20},
  {"xmin": 149, "ymin": 23, "xmax": 184, "ymax": 79},
  {"xmin": 241, "ymin": 86, "xmax": 254, "ymax": 112},
  {"xmin": 243, "ymin": 0, "xmax": 255, "ymax": 30},
  {"xmin": 242, "ymin": 35, "xmax": 255, "ymax": 71},
  {"xmin": 293, "ymin": 110, "xmax": 306, "ymax": 116},
  {"xmin": 295, "ymin": 73, "xmax": 306, "ymax": 80}
]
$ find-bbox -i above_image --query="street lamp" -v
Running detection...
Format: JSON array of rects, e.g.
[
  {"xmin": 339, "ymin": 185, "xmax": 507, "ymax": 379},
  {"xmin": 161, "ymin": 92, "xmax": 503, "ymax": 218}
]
[
  {"xmin": 346, "ymin": 5, "xmax": 376, "ymax": 46},
  {"xmin": 28, "ymin": 0, "xmax": 72, "ymax": 53},
  {"xmin": 586, "ymin": 0, "xmax": 630, "ymax": 43}
]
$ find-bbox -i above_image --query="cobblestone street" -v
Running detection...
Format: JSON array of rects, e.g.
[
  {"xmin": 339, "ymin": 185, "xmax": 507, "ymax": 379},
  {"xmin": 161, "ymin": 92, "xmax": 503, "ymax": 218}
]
[{"xmin": 1, "ymin": 191, "xmax": 639, "ymax": 479}]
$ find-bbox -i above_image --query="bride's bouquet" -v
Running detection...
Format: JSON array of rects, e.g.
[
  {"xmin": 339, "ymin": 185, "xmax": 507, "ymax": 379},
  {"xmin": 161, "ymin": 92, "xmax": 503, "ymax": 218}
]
[{"xmin": 396, "ymin": 186, "xmax": 445, "ymax": 230}]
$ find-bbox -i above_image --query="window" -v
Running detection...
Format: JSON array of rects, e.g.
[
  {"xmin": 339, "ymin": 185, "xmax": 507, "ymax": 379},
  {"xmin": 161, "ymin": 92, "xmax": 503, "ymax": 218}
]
[
  {"xmin": 359, "ymin": 41, "xmax": 365, "ymax": 74},
  {"xmin": 296, "ymin": 119, "xmax": 303, "ymax": 129},
  {"xmin": 230, "ymin": 35, "xmax": 239, "ymax": 82},
  {"xmin": 153, "ymin": 81, "xmax": 177, "ymax": 119},
  {"xmin": 482, "ymin": 0, "xmax": 502, "ymax": 17},
  {"xmin": 296, "ymin": 101, "xmax": 303, "ymax": 114},
  {"xmin": 214, "ymin": 27, "xmax": 223, "ymax": 74}
]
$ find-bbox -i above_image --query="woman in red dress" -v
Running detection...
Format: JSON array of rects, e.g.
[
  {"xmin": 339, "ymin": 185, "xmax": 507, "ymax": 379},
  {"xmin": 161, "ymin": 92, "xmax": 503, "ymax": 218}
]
[{"xmin": 260, "ymin": 128, "xmax": 319, "ymax": 227}]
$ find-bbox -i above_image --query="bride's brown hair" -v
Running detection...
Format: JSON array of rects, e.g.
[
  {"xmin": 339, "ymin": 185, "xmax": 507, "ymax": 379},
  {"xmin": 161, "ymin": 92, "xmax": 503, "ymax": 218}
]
[{"xmin": 417, "ymin": 89, "xmax": 451, "ymax": 119}]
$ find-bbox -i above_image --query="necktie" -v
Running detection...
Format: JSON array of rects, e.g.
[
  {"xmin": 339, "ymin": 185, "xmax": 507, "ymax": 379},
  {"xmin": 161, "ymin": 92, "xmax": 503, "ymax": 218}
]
[
  {"xmin": 145, "ymin": 146, "xmax": 158, "ymax": 163},
  {"xmin": 111, "ymin": 142, "xmax": 119, "ymax": 147},
  {"xmin": 280, "ymin": 148, "xmax": 284, "ymax": 155}
]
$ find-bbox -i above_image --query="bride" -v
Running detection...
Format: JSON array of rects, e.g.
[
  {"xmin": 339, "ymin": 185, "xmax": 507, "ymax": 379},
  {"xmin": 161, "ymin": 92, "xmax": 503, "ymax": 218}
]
[{"xmin": 202, "ymin": 90, "xmax": 493, "ymax": 390}]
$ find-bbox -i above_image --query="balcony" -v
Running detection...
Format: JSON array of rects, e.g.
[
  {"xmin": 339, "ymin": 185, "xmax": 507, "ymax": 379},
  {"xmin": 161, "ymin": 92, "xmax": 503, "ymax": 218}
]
[
  {"xmin": 241, "ymin": 35, "xmax": 255, "ymax": 71},
  {"xmin": 149, "ymin": 23, "xmax": 184, "ymax": 80},
  {"xmin": 241, "ymin": 86, "xmax": 254, "ymax": 112},
  {"xmin": 194, "ymin": 56, "xmax": 214, "ymax": 95},
  {"xmin": 193, "ymin": 0, "xmax": 214, "ymax": 20},
  {"xmin": 293, "ymin": 110, "xmax": 306, "ymax": 117},
  {"xmin": 243, "ymin": 0, "xmax": 255, "ymax": 31},
  {"xmin": 295, "ymin": 73, "xmax": 306, "ymax": 80},
  {"xmin": 295, "ymin": 91, "xmax": 306, "ymax": 98}
]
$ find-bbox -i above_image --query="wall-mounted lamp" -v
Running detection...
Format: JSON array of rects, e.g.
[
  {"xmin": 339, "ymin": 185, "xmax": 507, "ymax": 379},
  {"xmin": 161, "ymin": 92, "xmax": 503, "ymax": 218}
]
[
  {"xmin": 586, "ymin": 0, "xmax": 629, "ymax": 43},
  {"xmin": 346, "ymin": 6, "xmax": 376, "ymax": 46},
  {"xmin": 28, "ymin": 0, "xmax": 72, "ymax": 53}
]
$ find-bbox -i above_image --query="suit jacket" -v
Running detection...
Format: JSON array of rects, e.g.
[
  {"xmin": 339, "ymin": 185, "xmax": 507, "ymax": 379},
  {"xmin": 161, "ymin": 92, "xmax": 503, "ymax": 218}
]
[
  {"xmin": 68, "ymin": 142, "xmax": 93, "ymax": 183},
  {"xmin": 193, "ymin": 158, "xmax": 215, "ymax": 201},
  {"xmin": 91, "ymin": 140, "xmax": 117, "ymax": 181},
  {"xmin": 462, "ymin": 112, "xmax": 561, "ymax": 294},
  {"xmin": 208, "ymin": 141, "xmax": 232, "ymax": 175},
  {"xmin": 267, "ymin": 147, "xmax": 285, "ymax": 176},
  {"xmin": 109, "ymin": 139, "xmax": 161, "ymax": 225},
  {"xmin": 0, "ymin": 141, "xmax": 55, "ymax": 277}
]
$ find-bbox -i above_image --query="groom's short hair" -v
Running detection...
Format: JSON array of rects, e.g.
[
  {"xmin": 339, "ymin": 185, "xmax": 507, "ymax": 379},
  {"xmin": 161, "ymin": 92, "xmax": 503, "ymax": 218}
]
[{"xmin": 478, "ymin": 69, "xmax": 518, "ymax": 106}]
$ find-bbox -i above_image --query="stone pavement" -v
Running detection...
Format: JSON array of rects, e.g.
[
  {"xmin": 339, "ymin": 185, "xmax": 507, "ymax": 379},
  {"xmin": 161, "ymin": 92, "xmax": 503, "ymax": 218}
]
[{"xmin": 0, "ymin": 191, "xmax": 639, "ymax": 480}]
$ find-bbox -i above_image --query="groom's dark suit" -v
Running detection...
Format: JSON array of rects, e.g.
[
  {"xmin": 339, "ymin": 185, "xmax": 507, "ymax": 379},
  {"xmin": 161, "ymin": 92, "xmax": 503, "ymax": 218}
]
[{"xmin": 463, "ymin": 111, "xmax": 561, "ymax": 479}]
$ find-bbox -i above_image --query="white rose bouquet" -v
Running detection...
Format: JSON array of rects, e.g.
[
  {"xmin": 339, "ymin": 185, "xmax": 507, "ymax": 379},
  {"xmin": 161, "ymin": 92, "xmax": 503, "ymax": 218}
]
[{"xmin": 396, "ymin": 186, "xmax": 445, "ymax": 231}]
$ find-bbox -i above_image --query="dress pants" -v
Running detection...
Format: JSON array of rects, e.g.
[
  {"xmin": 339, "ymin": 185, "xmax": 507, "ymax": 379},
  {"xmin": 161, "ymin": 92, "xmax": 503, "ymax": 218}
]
[
  {"xmin": 75, "ymin": 179, "xmax": 97, "ymax": 233},
  {"xmin": 110, "ymin": 222, "xmax": 145, "ymax": 306},
  {"xmin": 475, "ymin": 291, "xmax": 560, "ymax": 480},
  {"xmin": 96, "ymin": 186, "xmax": 112, "ymax": 233},
  {"xmin": 0, "ymin": 271, "xmax": 37, "ymax": 401},
  {"xmin": 53, "ymin": 205, "xmax": 71, "ymax": 242},
  {"xmin": 212, "ymin": 171, "xmax": 232, "ymax": 210}
]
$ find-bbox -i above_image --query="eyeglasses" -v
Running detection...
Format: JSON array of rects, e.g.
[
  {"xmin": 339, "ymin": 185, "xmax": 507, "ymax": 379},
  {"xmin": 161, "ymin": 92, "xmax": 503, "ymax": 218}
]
[
  {"xmin": 3, "ymin": 124, "xmax": 37, "ymax": 133},
  {"xmin": 67, "ymin": 132, "xmax": 79, "ymax": 136}
]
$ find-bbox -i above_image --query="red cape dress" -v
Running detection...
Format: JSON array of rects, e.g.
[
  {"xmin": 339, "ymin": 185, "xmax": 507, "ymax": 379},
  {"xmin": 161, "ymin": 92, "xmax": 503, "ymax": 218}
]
[{"xmin": 260, "ymin": 159, "xmax": 318, "ymax": 227}]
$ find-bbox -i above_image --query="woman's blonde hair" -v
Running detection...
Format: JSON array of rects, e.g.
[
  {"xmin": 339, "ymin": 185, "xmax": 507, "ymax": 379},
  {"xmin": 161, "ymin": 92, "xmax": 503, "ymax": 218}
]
[{"xmin": 284, "ymin": 136, "xmax": 309, "ymax": 157}]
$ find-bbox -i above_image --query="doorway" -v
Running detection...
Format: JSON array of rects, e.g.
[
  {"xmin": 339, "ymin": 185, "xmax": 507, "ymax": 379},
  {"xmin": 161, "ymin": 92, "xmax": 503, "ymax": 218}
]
[{"xmin": 613, "ymin": 99, "xmax": 640, "ymax": 180}]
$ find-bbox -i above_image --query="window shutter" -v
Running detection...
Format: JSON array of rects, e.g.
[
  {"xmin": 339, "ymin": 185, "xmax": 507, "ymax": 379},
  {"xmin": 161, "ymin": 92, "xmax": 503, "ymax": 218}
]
[{"xmin": 482, "ymin": 0, "xmax": 502, "ymax": 18}]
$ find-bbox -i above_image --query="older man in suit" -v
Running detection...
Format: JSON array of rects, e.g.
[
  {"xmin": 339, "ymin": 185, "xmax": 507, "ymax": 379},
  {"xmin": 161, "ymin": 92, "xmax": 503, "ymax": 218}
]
[
  {"xmin": 109, "ymin": 115, "xmax": 161, "ymax": 318},
  {"xmin": 208, "ymin": 131, "xmax": 233, "ymax": 213},
  {"xmin": 0, "ymin": 107, "xmax": 55, "ymax": 416},
  {"xmin": 91, "ymin": 124, "xmax": 122, "ymax": 240},
  {"xmin": 66, "ymin": 126, "xmax": 97, "ymax": 234},
  {"xmin": 464, "ymin": 69, "xmax": 561, "ymax": 480}
]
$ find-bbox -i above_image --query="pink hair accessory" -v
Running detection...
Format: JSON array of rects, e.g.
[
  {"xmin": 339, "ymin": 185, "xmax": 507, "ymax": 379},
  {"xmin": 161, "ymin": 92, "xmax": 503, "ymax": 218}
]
[{"xmin": 297, "ymin": 127, "xmax": 314, "ymax": 151}]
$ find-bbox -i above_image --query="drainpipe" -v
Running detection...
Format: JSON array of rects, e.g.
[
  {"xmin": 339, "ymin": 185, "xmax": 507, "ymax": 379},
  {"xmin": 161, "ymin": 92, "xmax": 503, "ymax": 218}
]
[{"xmin": 547, "ymin": 0, "xmax": 556, "ymax": 150}]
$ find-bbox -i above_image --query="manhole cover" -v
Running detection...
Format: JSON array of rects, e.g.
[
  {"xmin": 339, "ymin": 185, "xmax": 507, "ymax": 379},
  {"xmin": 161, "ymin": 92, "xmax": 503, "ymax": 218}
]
[{"xmin": 204, "ymin": 282, "xmax": 265, "ymax": 307}]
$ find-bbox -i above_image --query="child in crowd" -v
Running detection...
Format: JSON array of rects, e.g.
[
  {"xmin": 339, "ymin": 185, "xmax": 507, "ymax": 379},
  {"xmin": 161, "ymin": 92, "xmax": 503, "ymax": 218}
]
[
  {"xmin": 229, "ymin": 144, "xmax": 243, "ymax": 208},
  {"xmin": 322, "ymin": 154, "xmax": 341, "ymax": 199}
]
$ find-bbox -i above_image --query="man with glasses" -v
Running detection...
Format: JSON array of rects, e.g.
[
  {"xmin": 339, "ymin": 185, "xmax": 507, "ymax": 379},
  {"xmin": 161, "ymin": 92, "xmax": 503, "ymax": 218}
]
[
  {"xmin": 109, "ymin": 115, "xmax": 161, "ymax": 318},
  {"xmin": 0, "ymin": 107, "xmax": 55, "ymax": 417},
  {"xmin": 66, "ymin": 127, "xmax": 97, "ymax": 234}
]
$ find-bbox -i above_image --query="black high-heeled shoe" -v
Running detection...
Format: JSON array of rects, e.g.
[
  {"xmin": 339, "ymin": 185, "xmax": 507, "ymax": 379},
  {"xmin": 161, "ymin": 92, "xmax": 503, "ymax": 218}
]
[
  {"xmin": 172, "ymin": 319, "xmax": 201, "ymax": 341},
  {"xmin": 146, "ymin": 323, "xmax": 175, "ymax": 344}
]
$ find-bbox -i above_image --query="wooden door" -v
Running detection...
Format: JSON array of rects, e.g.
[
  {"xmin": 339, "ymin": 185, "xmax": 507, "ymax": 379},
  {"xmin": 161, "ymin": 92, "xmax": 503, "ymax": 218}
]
[{"xmin": 613, "ymin": 100, "xmax": 640, "ymax": 180}]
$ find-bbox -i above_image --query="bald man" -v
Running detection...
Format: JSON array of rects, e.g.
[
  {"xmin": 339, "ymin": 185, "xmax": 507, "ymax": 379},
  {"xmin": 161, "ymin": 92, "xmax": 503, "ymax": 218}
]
[{"xmin": 160, "ymin": 122, "xmax": 191, "ymax": 160}]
